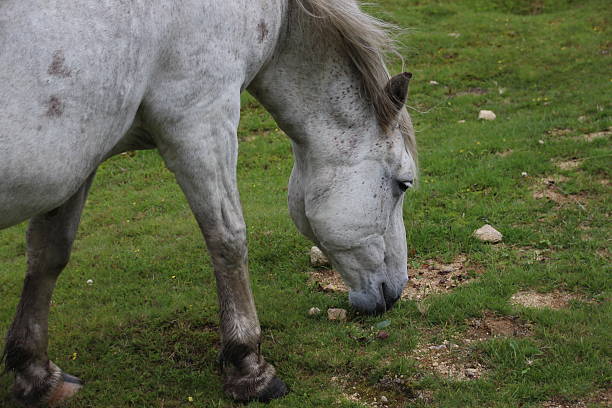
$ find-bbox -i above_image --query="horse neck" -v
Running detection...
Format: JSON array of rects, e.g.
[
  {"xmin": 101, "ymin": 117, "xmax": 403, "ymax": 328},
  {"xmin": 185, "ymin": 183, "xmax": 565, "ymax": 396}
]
[{"xmin": 248, "ymin": 3, "xmax": 379, "ymax": 166}]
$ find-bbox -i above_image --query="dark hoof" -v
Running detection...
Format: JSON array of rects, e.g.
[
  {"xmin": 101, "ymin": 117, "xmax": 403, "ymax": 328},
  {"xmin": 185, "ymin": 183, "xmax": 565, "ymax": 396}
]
[
  {"xmin": 61, "ymin": 373, "xmax": 83, "ymax": 385},
  {"xmin": 256, "ymin": 376, "xmax": 288, "ymax": 403},
  {"xmin": 46, "ymin": 373, "xmax": 83, "ymax": 407}
]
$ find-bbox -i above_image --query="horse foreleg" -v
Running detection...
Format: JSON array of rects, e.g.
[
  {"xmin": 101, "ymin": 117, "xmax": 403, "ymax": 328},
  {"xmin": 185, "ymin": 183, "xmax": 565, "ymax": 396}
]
[
  {"xmin": 155, "ymin": 104, "xmax": 287, "ymax": 403},
  {"xmin": 2, "ymin": 172, "xmax": 95, "ymax": 407}
]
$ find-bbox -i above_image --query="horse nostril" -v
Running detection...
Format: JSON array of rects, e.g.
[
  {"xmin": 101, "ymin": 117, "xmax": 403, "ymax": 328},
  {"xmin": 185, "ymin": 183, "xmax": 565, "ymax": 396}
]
[
  {"xmin": 381, "ymin": 281, "xmax": 400, "ymax": 311},
  {"xmin": 376, "ymin": 282, "xmax": 388, "ymax": 314}
]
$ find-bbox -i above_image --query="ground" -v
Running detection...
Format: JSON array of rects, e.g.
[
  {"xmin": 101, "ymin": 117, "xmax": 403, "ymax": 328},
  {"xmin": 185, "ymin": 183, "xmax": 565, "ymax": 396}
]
[{"xmin": 0, "ymin": 0, "xmax": 610, "ymax": 407}]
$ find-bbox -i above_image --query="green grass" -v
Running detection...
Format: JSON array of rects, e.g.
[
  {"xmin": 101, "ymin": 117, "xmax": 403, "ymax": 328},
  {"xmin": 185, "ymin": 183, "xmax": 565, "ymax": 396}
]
[{"xmin": 1, "ymin": 0, "xmax": 610, "ymax": 406}]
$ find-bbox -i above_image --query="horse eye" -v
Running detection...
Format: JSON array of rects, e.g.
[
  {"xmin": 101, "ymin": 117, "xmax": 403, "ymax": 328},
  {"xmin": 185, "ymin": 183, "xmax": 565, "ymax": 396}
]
[{"xmin": 397, "ymin": 180, "xmax": 413, "ymax": 192}]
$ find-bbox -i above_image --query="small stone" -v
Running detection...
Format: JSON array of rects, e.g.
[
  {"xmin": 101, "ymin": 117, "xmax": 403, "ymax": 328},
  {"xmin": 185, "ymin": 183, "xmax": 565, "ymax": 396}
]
[
  {"xmin": 381, "ymin": 395, "xmax": 389, "ymax": 403},
  {"xmin": 310, "ymin": 246, "xmax": 330, "ymax": 267},
  {"xmin": 521, "ymin": 171, "xmax": 528, "ymax": 177},
  {"xmin": 439, "ymin": 265, "xmax": 455, "ymax": 273},
  {"xmin": 377, "ymin": 331, "xmax": 389, "ymax": 340},
  {"xmin": 478, "ymin": 110, "xmax": 497, "ymax": 121},
  {"xmin": 327, "ymin": 308, "xmax": 347, "ymax": 321},
  {"xmin": 308, "ymin": 307, "xmax": 321, "ymax": 316},
  {"xmin": 322, "ymin": 283, "xmax": 337, "ymax": 292},
  {"xmin": 448, "ymin": 32, "xmax": 461, "ymax": 38},
  {"xmin": 465, "ymin": 368, "xmax": 479, "ymax": 378},
  {"xmin": 429, "ymin": 80, "xmax": 439, "ymax": 85},
  {"xmin": 457, "ymin": 119, "xmax": 466, "ymax": 123},
  {"xmin": 86, "ymin": 279, "xmax": 94, "ymax": 285},
  {"xmin": 429, "ymin": 344, "xmax": 447, "ymax": 350},
  {"xmin": 538, "ymin": 139, "xmax": 545, "ymax": 145},
  {"xmin": 473, "ymin": 224, "xmax": 503, "ymax": 243}
]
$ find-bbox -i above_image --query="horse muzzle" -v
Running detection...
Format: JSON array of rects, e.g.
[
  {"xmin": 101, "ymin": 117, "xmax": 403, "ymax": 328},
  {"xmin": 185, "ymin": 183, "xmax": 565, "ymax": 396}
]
[{"xmin": 348, "ymin": 278, "xmax": 406, "ymax": 315}]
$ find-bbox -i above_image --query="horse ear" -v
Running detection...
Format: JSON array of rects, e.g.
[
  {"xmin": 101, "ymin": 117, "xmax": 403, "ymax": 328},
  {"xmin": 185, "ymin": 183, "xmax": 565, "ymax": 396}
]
[{"xmin": 385, "ymin": 72, "xmax": 412, "ymax": 113}]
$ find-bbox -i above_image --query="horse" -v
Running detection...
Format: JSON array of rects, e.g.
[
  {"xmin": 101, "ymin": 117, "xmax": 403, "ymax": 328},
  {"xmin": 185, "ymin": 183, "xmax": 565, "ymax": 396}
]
[{"xmin": 0, "ymin": 0, "xmax": 417, "ymax": 405}]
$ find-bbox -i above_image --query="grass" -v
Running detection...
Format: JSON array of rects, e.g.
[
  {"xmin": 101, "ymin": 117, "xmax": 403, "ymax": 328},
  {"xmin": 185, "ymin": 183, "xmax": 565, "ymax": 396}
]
[{"xmin": 1, "ymin": 0, "xmax": 610, "ymax": 407}]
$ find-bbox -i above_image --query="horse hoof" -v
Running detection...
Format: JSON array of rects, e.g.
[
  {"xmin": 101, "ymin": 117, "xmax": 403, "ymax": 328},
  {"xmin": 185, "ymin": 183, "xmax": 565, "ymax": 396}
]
[
  {"xmin": 46, "ymin": 373, "xmax": 83, "ymax": 407},
  {"xmin": 256, "ymin": 376, "xmax": 288, "ymax": 403}
]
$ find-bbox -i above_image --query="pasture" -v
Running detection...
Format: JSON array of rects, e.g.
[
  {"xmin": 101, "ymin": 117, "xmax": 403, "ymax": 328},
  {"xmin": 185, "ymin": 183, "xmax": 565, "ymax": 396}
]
[{"xmin": 1, "ymin": 0, "xmax": 610, "ymax": 406}]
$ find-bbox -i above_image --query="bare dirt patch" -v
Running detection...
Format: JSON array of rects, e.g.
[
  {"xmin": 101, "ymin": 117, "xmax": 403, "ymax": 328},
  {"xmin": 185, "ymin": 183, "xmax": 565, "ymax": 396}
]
[
  {"xmin": 465, "ymin": 311, "xmax": 533, "ymax": 341},
  {"xmin": 411, "ymin": 311, "xmax": 532, "ymax": 381},
  {"xmin": 532, "ymin": 177, "xmax": 587, "ymax": 207},
  {"xmin": 402, "ymin": 255, "xmax": 483, "ymax": 300},
  {"xmin": 555, "ymin": 159, "xmax": 583, "ymax": 170},
  {"xmin": 309, "ymin": 255, "xmax": 483, "ymax": 301},
  {"xmin": 542, "ymin": 387, "xmax": 612, "ymax": 407},
  {"xmin": 510, "ymin": 290, "xmax": 580, "ymax": 310},
  {"xmin": 546, "ymin": 128, "xmax": 573, "ymax": 137},
  {"xmin": 308, "ymin": 268, "xmax": 347, "ymax": 293},
  {"xmin": 496, "ymin": 149, "xmax": 513, "ymax": 157},
  {"xmin": 576, "ymin": 127, "xmax": 612, "ymax": 142},
  {"xmin": 405, "ymin": 255, "xmax": 484, "ymax": 300},
  {"xmin": 596, "ymin": 248, "xmax": 610, "ymax": 260},
  {"xmin": 331, "ymin": 375, "xmax": 417, "ymax": 408},
  {"xmin": 515, "ymin": 246, "xmax": 551, "ymax": 264},
  {"xmin": 413, "ymin": 339, "xmax": 487, "ymax": 380}
]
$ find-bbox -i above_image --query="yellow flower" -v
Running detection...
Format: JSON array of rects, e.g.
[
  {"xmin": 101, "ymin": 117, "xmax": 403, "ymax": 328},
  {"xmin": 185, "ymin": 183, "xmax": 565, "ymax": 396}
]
[
  {"xmin": 171, "ymin": 275, "xmax": 176, "ymax": 279},
  {"xmin": 187, "ymin": 396, "xmax": 194, "ymax": 402},
  {"xmin": 71, "ymin": 352, "xmax": 78, "ymax": 360}
]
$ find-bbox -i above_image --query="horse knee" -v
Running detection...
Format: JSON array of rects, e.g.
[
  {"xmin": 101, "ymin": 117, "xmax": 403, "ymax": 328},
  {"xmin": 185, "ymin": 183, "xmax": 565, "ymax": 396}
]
[
  {"xmin": 26, "ymin": 226, "xmax": 74, "ymax": 274},
  {"xmin": 206, "ymin": 226, "xmax": 248, "ymax": 266}
]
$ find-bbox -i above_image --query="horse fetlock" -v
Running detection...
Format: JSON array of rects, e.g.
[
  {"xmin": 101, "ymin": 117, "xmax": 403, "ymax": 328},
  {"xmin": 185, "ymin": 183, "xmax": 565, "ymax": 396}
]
[
  {"xmin": 11, "ymin": 361, "xmax": 82, "ymax": 407},
  {"xmin": 221, "ymin": 352, "xmax": 288, "ymax": 402}
]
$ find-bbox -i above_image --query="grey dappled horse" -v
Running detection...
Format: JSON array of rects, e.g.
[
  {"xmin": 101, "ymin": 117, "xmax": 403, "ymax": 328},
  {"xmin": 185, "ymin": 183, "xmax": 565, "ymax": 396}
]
[{"xmin": 0, "ymin": 0, "xmax": 417, "ymax": 405}]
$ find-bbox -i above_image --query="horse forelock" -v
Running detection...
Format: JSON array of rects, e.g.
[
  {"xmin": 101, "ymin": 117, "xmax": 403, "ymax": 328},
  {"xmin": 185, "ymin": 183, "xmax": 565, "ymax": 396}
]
[{"xmin": 293, "ymin": 0, "xmax": 417, "ymax": 163}]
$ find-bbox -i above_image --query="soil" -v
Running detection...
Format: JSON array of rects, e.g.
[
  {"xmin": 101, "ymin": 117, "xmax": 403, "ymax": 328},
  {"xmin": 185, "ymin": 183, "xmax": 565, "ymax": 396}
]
[
  {"xmin": 412, "ymin": 339, "xmax": 487, "ymax": 380},
  {"xmin": 546, "ymin": 128, "xmax": 573, "ymax": 137},
  {"xmin": 497, "ymin": 149, "xmax": 514, "ymax": 157},
  {"xmin": 578, "ymin": 127, "xmax": 612, "ymax": 142},
  {"xmin": 308, "ymin": 255, "xmax": 484, "ymax": 301},
  {"xmin": 404, "ymin": 255, "xmax": 484, "ymax": 300},
  {"xmin": 542, "ymin": 387, "xmax": 612, "ymax": 407},
  {"xmin": 532, "ymin": 176, "xmax": 587, "ymax": 207},
  {"xmin": 465, "ymin": 311, "xmax": 533, "ymax": 340},
  {"xmin": 555, "ymin": 159, "xmax": 583, "ymax": 170},
  {"xmin": 510, "ymin": 290, "xmax": 580, "ymax": 309}
]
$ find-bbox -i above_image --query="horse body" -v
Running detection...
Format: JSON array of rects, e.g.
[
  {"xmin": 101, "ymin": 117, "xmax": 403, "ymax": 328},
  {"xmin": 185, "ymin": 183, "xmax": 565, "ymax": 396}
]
[
  {"xmin": 0, "ymin": 0, "xmax": 283, "ymax": 227},
  {"xmin": 1, "ymin": 0, "xmax": 416, "ymax": 405}
]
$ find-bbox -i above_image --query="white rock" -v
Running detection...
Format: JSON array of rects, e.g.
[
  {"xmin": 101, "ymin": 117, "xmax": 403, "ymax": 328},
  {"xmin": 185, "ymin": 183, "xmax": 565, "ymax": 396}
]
[
  {"xmin": 473, "ymin": 224, "xmax": 503, "ymax": 243},
  {"xmin": 308, "ymin": 307, "xmax": 321, "ymax": 316},
  {"xmin": 429, "ymin": 80, "xmax": 439, "ymax": 85},
  {"xmin": 310, "ymin": 246, "xmax": 329, "ymax": 267},
  {"xmin": 478, "ymin": 110, "xmax": 497, "ymax": 121},
  {"xmin": 521, "ymin": 172, "xmax": 528, "ymax": 177},
  {"xmin": 538, "ymin": 139, "xmax": 545, "ymax": 145},
  {"xmin": 380, "ymin": 395, "xmax": 389, "ymax": 403},
  {"xmin": 448, "ymin": 32, "xmax": 461, "ymax": 38},
  {"xmin": 327, "ymin": 308, "xmax": 347, "ymax": 321},
  {"xmin": 86, "ymin": 279, "xmax": 94, "ymax": 285},
  {"xmin": 457, "ymin": 119, "xmax": 466, "ymax": 123},
  {"xmin": 465, "ymin": 368, "xmax": 479, "ymax": 378}
]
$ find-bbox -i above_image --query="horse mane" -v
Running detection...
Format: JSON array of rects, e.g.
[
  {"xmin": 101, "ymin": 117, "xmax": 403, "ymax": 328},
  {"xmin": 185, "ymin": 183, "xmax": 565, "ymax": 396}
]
[{"xmin": 294, "ymin": 0, "xmax": 417, "ymax": 163}]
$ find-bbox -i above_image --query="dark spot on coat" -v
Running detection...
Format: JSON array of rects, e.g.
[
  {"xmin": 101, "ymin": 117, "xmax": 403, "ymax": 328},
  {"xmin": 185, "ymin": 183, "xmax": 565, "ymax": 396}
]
[
  {"xmin": 48, "ymin": 50, "xmax": 71, "ymax": 78},
  {"xmin": 46, "ymin": 96, "xmax": 63, "ymax": 117},
  {"xmin": 257, "ymin": 21, "xmax": 269, "ymax": 43}
]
